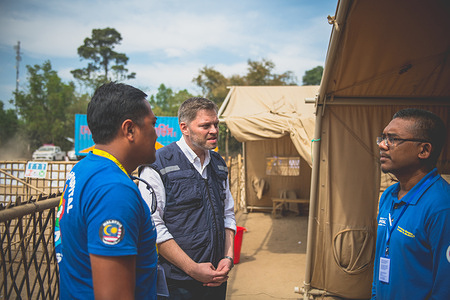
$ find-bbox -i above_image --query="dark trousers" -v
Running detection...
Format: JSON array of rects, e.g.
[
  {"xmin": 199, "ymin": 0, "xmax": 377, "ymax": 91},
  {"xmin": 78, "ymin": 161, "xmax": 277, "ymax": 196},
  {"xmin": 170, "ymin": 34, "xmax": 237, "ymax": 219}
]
[{"xmin": 164, "ymin": 279, "xmax": 227, "ymax": 300}]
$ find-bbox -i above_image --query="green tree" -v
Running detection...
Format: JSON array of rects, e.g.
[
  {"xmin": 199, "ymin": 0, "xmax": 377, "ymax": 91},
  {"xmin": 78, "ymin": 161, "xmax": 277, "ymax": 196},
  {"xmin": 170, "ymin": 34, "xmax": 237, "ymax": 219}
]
[
  {"xmin": 193, "ymin": 59, "xmax": 298, "ymax": 107},
  {"xmin": 71, "ymin": 27, "xmax": 136, "ymax": 89},
  {"xmin": 193, "ymin": 66, "xmax": 230, "ymax": 106},
  {"xmin": 149, "ymin": 84, "xmax": 195, "ymax": 116},
  {"xmin": 193, "ymin": 58, "xmax": 298, "ymax": 156},
  {"xmin": 302, "ymin": 66, "xmax": 323, "ymax": 85},
  {"xmin": 15, "ymin": 60, "xmax": 82, "ymax": 152},
  {"xmin": 246, "ymin": 59, "xmax": 297, "ymax": 86},
  {"xmin": 0, "ymin": 101, "xmax": 19, "ymax": 146},
  {"xmin": 0, "ymin": 101, "xmax": 26, "ymax": 159}
]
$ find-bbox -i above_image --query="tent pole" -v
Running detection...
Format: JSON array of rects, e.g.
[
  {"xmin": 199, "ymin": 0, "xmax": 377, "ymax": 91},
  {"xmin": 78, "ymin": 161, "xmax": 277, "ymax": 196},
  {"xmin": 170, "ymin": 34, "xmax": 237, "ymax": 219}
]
[
  {"xmin": 218, "ymin": 86, "xmax": 235, "ymax": 119},
  {"xmin": 302, "ymin": 103, "xmax": 323, "ymax": 300},
  {"xmin": 302, "ymin": 1, "xmax": 353, "ymax": 298},
  {"xmin": 242, "ymin": 142, "xmax": 248, "ymax": 213}
]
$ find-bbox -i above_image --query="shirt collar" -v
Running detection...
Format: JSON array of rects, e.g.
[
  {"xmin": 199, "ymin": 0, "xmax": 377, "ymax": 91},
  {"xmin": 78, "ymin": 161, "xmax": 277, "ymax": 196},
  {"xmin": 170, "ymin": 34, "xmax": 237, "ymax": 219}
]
[
  {"xmin": 176, "ymin": 137, "xmax": 211, "ymax": 166},
  {"xmin": 390, "ymin": 168, "xmax": 439, "ymax": 205}
]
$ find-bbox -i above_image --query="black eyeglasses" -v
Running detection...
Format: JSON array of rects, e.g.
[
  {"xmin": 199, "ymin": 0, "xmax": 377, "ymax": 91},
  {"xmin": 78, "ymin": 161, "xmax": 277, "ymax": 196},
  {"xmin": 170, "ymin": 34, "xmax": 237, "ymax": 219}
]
[
  {"xmin": 131, "ymin": 176, "xmax": 157, "ymax": 214},
  {"xmin": 376, "ymin": 136, "xmax": 431, "ymax": 148}
]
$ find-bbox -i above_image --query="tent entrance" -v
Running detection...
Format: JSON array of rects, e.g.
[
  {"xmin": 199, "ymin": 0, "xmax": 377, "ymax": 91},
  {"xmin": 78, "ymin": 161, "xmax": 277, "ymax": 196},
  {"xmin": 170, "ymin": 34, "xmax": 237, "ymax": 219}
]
[{"xmin": 244, "ymin": 135, "xmax": 312, "ymax": 215}]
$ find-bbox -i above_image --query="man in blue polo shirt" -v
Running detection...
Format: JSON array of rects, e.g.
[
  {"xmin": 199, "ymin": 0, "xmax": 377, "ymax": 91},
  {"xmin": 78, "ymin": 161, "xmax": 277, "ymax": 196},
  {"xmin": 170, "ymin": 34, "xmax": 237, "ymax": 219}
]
[
  {"xmin": 372, "ymin": 108, "xmax": 450, "ymax": 299},
  {"xmin": 54, "ymin": 82, "xmax": 158, "ymax": 299}
]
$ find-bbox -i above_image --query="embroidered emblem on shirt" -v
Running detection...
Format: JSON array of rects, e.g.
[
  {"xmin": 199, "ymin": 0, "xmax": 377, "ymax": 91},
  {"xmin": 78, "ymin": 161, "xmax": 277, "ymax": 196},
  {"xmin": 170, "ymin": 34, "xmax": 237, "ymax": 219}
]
[
  {"xmin": 99, "ymin": 219, "xmax": 124, "ymax": 245},
  {"xmin": 397, "ymin": 226, "xmax": 415, "ymax": 238},
  {"xmin": 446, "ymin": 245, "xmax": 450, "ymax": 263},
  {"xmin": 378, "ymin": 217, "xmax": 387, "ymax": 227},
  {"xmin": 56, "ymin": 253, "xmax": 63, "ymax": 263}
]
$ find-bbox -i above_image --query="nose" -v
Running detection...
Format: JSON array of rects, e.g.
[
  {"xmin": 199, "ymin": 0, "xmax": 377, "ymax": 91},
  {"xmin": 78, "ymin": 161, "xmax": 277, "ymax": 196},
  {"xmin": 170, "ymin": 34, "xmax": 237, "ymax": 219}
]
[
  {"xmin": 210, "ymin": 124, "xmax": 218, "ymax": 134},
  {"xmin": 378, "ymin": 138, "xmax": 388, "ymax": 150}
]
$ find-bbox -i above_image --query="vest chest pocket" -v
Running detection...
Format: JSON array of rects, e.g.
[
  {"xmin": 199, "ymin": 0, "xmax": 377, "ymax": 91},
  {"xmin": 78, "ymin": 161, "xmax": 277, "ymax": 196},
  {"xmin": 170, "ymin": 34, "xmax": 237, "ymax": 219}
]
[
  {"xmin": 165, "ymin": 169, "xmax": 202, "ymax": 209},
  {"xmin": 167, "ymin": 198, "xmax": 202, "ymax": 212},
  {"xmin": 215, "ymin": 169, "xmax": 228, "ymax": 203}
]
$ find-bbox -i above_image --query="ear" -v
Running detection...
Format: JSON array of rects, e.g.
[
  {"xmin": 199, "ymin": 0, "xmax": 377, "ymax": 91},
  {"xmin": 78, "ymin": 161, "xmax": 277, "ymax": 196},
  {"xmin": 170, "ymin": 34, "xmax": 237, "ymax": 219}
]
[
  {"xmin": 180, "ymin": 121, "xmax": 189, "ymax": 136},
  {"xmin": 121, "ymin": 119, "xmax": 135, "ymax": 141},
  {"xmin": 418, "ymin": 142, "xmax": 432, "ymax": 160}
]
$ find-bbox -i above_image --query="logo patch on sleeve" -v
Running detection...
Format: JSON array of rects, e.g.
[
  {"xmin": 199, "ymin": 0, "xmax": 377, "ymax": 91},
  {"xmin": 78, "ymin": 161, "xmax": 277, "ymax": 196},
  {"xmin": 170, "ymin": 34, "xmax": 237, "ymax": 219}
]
[{"xmin": 99, "ymin": 219, "xmax": 124, "ymax": 245}]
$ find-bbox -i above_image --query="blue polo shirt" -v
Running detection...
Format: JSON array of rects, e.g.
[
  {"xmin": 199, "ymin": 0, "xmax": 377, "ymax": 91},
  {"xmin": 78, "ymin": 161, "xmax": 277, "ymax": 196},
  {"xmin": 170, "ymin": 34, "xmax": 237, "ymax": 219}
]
[
  {"xmin": 371, "ymin": 168, "xmax": 450, "ymax": 299},
  {"xmin": 55, "ymin": 152, "xmax": 158, "ymax": 299}
]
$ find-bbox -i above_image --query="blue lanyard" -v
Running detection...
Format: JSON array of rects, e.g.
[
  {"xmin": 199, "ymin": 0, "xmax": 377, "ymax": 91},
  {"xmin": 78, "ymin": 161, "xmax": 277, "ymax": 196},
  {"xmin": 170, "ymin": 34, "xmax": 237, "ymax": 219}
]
[{"xmin": 385, "ymin": 169, "xmax": 438, "ymax": 256}]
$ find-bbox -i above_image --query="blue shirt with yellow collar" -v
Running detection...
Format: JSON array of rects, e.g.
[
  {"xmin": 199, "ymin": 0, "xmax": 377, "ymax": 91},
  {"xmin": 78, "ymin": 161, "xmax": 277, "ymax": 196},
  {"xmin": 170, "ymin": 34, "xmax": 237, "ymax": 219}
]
[
  {"xmin": 55, "ymin": 152, "xmax": 158, "ymax": 299},
  {"xmin": 371, "ymin": 168, "xmax": 450, "ymax": 299}
]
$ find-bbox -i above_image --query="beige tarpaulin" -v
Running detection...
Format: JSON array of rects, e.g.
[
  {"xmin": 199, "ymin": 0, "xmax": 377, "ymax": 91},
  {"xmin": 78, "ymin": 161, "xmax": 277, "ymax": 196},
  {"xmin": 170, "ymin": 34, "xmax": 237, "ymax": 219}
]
[
  {"xmin": 220, "ymin": 86, "xmax": 319, "ymax": 167},
  {"xmin": 219, "ymin": 86, "xmax": 319, "ymax": 209},
  {"xmin": 304, "ymin": 0, "xmax": 450, "ymax": 299}
]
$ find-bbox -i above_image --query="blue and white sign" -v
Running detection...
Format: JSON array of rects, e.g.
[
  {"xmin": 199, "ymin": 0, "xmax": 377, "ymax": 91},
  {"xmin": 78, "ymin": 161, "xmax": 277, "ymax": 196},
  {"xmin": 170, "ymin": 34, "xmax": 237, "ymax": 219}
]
[{"xmin": 25, "ymin": 162, "xmax": 48, "ymax": 178}]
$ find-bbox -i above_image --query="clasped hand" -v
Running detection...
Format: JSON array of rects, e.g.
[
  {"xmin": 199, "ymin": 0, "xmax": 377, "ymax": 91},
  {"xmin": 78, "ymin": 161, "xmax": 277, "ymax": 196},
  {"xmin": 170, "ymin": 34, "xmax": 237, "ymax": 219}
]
[{"xmin": 189, "ymin": 258, "xmax": 233, "ymax": 287}]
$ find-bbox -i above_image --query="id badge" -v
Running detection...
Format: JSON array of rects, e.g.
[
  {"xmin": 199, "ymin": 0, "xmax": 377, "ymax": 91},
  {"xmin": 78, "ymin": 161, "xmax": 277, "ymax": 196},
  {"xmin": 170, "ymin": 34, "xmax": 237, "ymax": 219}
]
[
  {"xmin": 379, "ymin": 257, "xmax": 390, "ymax": 283},
  {"xmin": 156, "ymin": 264, "xmax": 169, "ymax": 297}
]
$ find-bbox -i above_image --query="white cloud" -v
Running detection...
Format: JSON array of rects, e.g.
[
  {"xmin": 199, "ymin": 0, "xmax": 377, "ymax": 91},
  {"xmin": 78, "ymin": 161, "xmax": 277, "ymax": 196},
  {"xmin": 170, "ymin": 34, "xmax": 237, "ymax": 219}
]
[{"xmin": 0, "ymin": 0, "xmax": 338, "ymax": 105}]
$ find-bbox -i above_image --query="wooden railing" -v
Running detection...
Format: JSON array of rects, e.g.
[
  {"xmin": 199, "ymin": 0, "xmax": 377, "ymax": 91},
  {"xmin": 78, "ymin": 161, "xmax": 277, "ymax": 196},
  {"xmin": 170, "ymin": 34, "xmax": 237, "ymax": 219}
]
[{"xmin": 0, "ymin": 161, "xmax": 72, "ymax": 299}]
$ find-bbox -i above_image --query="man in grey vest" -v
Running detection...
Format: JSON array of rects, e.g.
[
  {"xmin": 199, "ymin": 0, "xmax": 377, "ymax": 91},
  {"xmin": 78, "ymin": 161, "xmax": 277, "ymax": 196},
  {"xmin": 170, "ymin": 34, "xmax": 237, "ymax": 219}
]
[{"xmin": 139, "ymin": 97, "xmax": 236, "ymax": 300}]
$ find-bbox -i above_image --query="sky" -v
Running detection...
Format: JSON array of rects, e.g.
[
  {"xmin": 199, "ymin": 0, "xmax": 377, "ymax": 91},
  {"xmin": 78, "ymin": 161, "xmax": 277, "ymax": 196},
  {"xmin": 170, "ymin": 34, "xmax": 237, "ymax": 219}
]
[{"xmin": 0, "ymin": 0, "xmax": 338, "ymax": 110}]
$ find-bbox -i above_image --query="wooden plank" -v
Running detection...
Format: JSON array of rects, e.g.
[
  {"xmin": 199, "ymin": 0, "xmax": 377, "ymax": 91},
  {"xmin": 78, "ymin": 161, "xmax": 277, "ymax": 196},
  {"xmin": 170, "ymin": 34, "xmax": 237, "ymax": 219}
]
[
  {"xmin": 271, "ymin": 198, "xmax": 309, "ymax": 217},
  {"xmin": 271, "ymin": 198, "xmax": 309, "ymax": 204}
]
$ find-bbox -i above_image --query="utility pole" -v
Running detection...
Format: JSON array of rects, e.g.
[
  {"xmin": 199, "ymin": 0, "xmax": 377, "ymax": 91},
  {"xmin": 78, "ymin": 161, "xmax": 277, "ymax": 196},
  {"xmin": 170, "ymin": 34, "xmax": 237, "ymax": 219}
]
[{"xmin": 13, "ymin": 41, "xmax": 22, "ymax": 110}]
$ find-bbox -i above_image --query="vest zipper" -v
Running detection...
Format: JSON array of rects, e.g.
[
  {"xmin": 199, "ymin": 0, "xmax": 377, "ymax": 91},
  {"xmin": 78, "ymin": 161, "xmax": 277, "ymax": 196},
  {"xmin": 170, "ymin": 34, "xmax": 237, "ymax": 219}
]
[{"xmin": 204, "ymin": 178, "xmax": 220, "ymax": 256}]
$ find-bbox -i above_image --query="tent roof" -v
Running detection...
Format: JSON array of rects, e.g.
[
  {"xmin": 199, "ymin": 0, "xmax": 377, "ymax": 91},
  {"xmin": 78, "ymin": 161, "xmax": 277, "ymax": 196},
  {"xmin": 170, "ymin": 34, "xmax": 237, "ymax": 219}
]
[
  {"xmin": 318, "ymin": 0, "xmax": 450, "ymax": 105},
  {"xmin": 219, "ymin": 86, "xmax": 319, "ymax": 166}
]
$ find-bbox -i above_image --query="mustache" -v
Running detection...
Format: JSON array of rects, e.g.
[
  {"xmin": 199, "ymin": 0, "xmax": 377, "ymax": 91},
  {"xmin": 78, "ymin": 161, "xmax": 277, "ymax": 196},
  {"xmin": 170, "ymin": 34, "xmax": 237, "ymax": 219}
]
[{"xmin": 380, "ymin": 152, "xmax": 390, "ymax": 159}]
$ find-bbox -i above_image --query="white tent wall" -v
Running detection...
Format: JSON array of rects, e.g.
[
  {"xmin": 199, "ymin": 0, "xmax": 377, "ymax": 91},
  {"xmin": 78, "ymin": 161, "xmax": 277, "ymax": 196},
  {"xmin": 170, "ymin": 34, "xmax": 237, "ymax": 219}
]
[{"xmin": 304, "ymin": 0, "xmax": 450, "ymax": 299}]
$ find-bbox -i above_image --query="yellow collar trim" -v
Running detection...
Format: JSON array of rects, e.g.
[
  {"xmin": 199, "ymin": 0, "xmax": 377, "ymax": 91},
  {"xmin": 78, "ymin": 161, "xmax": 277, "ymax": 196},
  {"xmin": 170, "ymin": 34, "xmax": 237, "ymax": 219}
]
[{"xmin": 92, "ymin": 148, "xmax": 128, "ymax": 176}]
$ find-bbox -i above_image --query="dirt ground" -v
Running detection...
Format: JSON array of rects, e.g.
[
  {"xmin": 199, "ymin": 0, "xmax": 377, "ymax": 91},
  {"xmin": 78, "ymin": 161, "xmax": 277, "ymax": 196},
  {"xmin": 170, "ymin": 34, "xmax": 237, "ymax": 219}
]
[{"xmin": 226, "ymin": 210, "xmax": 308, "ymax": 300}]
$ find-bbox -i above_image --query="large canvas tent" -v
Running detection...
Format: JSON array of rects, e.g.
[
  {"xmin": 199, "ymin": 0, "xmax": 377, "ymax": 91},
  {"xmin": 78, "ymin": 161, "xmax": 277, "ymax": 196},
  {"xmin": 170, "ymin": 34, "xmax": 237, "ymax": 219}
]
[
  {"xmin": 303, "ymin": 0, "xmax": 450, "ymax": 299},
  {"xmin": 219, "ymin": 86, "xmax": 319, "ymax": 210}
]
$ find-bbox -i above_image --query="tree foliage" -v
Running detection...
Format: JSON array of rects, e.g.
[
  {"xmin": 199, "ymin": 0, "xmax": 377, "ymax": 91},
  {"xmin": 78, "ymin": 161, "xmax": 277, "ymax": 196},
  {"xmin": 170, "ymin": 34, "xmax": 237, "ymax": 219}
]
[
  {"xmin": 149, "ymin": 84, "xmax": 195, "ymax": 117},
  {"xmin": 71, "ymin": 27, "xmax": 136, "ymax": 90},
  {"xmin": 193, "ymin": 58, "xmax": 297, "ymax": 156},
  {"xmin": 302, "ymin": 66, "xmax": 323, "ymax": 85},
  {"xmin": 0, "ymin": 101, "xmax": 19, "ymax": 146},
  {"xmin": 193, "ymin": 66, "xmax": 229, "ymax": 105},
  {"xmin": 193, "ymin": 58, "xmax": 298, "ymax": 107},
  {"xmin": 246, "ymin": 59, "xmax": 297, "ymax": 86},
  {"xmin": 15, "ymin": 61, "xmax": 87, "ymax": 152},
  {"xmin": 0, "ymin": 101, "xmax": 26, "ymax": 159}
]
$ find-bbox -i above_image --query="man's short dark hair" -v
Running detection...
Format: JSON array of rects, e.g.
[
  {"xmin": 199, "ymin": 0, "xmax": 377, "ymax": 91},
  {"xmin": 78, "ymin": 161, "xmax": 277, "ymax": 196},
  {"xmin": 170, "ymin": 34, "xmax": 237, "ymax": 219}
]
[
  {"xmin": 393, "ymin": 108, "xmax": 447, "ymax": 166},
  {"xmin": 87, "ymin": 82, "xmax": 149, "ymax": 144},
  {"xmin": 178, "ymin": 97, "xmax": 218, "ymax": 125}
]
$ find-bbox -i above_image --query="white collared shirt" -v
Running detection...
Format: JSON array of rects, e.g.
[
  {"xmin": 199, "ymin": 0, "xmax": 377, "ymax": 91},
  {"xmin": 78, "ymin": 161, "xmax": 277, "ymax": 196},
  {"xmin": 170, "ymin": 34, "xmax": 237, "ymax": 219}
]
[{"xmin": 138, "ymin": 137, "xmax": 236, "ymax": 244}]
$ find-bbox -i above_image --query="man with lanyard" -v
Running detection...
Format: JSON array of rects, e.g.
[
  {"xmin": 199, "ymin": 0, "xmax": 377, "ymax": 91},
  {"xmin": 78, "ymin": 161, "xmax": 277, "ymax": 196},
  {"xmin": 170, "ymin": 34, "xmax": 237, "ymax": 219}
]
[
  {"xmin": 54, "ymin": 82, "xmax": 158, "ymax": 299},
  {"xmin": 371, "ymin": 108, "xmax": 450, "ymax": 299},
  {"xmin": 138, "ymin": 97, "xmax": 236, "ymax": 300}
]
